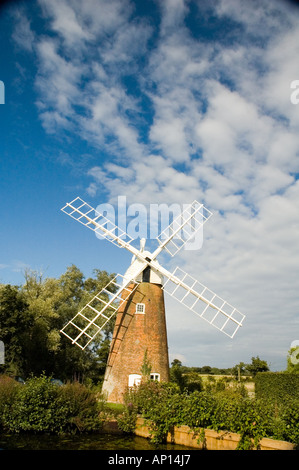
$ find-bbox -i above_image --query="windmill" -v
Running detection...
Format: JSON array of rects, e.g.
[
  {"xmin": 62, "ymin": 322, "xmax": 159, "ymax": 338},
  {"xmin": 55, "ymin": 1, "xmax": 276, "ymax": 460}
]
[{"xmin": 60, "ymin": 197, "xmax": 245, "ymax": 403}]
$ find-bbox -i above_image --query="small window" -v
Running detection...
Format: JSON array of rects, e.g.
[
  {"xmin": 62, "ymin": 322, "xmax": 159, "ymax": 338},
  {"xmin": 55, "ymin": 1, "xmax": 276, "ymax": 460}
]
[
  {"xmin": 136, "ymin": 303, "xmax": 145, "ymax": 314},
  {"xmin": 150, "ymin": 373, "xmax": 160, "ymax": 381}
]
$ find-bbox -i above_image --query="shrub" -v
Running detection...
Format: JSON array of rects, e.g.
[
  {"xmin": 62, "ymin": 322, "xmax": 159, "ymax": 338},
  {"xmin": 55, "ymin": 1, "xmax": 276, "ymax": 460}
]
[
  {"xmin": 0, "ymin": 375, "xmax": 21, "ymax": 431},
  {"xmin": 278, "ymin": 398, "xmax": 299, "ymax": 445},
  {"xmin": 0, "ymin": 374, "xmax": 103, "ymax": 433},
  {"xmin": 182, "ymin": 391, "xmax": 216, "ymax": 430},
  {"xmin": 121, "ymin": 381, "xmax": 184, "ymax": 443},
  {"xmin": 56, "ymin": 381, "xmax": 103, "ymax": 432},
  {"xmin": 120, "ymin": 380, "xmax": 299, "ymax": 448},
  {"xmin": 1, "ymin": 375, "xmax": 60, "ymax": 432}
]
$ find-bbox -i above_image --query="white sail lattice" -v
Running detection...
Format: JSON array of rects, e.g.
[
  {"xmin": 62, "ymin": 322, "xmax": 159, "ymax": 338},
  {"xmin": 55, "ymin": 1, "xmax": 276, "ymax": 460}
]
[
  {"xmin": 60, "ymin": 274, "xmax": 139, "ymax": 349},
  {"xmin": 156, "ymin": 200, "xmax": 212, "ymax": 257},
  {"xmin": 162, "ymin": 267, "xmax": 245, "ymax": 338}
]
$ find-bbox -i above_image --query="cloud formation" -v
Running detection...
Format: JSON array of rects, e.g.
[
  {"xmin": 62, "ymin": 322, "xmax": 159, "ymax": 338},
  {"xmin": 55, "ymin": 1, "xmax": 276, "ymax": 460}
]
[{"xmin": 11, "ymin": 0, "xmax": 299, "ymax": 369}]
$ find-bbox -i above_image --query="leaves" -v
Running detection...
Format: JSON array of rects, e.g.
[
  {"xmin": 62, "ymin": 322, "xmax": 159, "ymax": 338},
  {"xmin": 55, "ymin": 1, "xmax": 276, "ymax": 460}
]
[
  {"xmin": 121, "ymin": 380, "xmax": 299, "ymax": 447},
  {"xmin": 0, "ymin": 265, "xmax": 116, "ymax": 383},
  {"xmin": 0, "ymin": 375, "xmax": 103, "ymax": 433}
]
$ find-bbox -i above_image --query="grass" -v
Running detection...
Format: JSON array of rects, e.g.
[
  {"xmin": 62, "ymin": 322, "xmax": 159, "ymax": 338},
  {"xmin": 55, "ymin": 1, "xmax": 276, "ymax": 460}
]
[{"xmin": 105, "ymin": 402, "xmax": 126, "ymax": 415}]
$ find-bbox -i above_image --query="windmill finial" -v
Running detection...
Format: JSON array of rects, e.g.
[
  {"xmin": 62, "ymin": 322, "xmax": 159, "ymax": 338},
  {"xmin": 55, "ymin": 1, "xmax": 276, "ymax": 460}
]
[{"xmin": 140, "ymin": 238, "xmax": 146, "ymax": 252}]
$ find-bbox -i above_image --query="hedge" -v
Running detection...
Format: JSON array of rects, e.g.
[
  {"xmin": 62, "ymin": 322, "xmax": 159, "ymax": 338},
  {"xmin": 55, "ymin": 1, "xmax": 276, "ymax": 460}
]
[{"xmin": 255, "ymin": 372, "xmax": 299, "ymax": 402}]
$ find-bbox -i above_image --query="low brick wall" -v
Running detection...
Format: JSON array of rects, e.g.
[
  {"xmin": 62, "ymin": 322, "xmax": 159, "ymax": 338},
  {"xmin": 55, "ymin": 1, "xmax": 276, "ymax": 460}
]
[{"xmin": 134, "ymin": 417, "xmax": 295, "ymax": 450}]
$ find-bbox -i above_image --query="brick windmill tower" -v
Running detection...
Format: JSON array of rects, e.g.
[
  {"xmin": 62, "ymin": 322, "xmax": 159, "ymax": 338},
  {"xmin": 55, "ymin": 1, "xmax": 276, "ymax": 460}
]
[
  {"xmin": 60, "ymin": 198, "xmax": 245, "ymax": 403},
  {"xmin": 101, "ymin": 243, "xmax": 170, "ymax": 402}
]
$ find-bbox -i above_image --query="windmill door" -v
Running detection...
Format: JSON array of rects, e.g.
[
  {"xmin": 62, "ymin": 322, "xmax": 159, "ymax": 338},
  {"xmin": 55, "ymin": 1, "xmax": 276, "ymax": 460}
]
[{"xmin": 128, "ymin": 374, "xmax": 142, "ymax": 387}]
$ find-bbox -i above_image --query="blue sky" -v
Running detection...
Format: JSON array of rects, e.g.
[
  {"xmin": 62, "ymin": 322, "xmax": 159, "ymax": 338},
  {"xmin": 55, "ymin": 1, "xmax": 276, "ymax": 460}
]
[{"xmin": 1, "ymin": 0, "xmax": 299, "ymax": 371}]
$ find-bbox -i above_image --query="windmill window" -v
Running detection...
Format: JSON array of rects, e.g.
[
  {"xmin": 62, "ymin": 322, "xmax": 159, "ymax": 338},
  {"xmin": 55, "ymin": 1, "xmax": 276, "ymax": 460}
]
[
  {"xmin": 136, "ymin": 303, "xmax": 145, "ymax": 314},
  {"xmin": 150, "ymin": 373, "xmax": 160, "ymax": 381}
]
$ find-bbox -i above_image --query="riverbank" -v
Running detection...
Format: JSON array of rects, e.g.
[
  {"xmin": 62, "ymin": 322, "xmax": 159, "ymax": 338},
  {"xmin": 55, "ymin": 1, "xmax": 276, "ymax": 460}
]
[
  {"xmin": 0, "ymin": 418, "xmax": 294, "ymax": 451},
  {"xmin": 133, "ymin": 417, "xmax": 295, "ymax": 450}
]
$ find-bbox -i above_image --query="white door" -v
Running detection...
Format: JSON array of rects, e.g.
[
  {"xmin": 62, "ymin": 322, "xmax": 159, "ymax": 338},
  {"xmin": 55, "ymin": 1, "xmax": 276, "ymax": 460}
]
[{"xmin": 128, "ymin": 374, "xmax": 142, "ymax": 387}]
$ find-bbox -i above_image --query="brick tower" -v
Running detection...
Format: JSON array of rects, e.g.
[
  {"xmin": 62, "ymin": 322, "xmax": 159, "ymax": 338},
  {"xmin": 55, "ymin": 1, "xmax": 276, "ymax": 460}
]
[{"xmin": 101, "ymin": 265, "xmax": 170, "ymax": 403}]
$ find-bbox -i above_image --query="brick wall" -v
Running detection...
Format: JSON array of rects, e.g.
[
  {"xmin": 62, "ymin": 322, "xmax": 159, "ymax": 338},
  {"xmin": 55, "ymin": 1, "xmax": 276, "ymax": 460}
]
[{"xmin": 102, "ymin": 282, "xmax": 170, "ymax": 403}]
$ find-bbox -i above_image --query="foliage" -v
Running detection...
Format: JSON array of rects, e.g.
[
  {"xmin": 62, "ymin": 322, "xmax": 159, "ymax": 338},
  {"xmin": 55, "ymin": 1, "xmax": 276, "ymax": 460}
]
[
  {"xmin": 169, "ymin": 359, "xmax": 187, "ymax": 392},
  {"xmin": 0, "ymin": 284, "xmax": 30, "ymax": 376},
  {"xmin": 246, "ymin": 356, "xmax": 269, "ymax": 376},
  {"xmin": 170, "ymin": 359, "xmax": 203, "ymax": 393},
  {"xmin": 0, "ymin": 374, "xmax": 104, "ymax": 433},
  {"xmin": 120, "ymin": 380, "xmax": 299, "ymax": 448},
  {"xmin": 255, "ymin": 372, "xmax": 299, "ymax": 402},
  {"xmin": 140, "ymin": 349, "xmax": 152, "ymax": 378},
  {"xmin": 231, "ymin": 356, "xmax": 269, "ymax": 378},
  {"xmin": 0, "ymin": 266, "xmax": 115, "ymax": 383}
]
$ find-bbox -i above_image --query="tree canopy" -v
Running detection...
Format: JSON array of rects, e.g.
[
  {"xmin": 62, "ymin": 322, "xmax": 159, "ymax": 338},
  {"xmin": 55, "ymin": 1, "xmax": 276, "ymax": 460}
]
[{"xmin": 0, "ymin": 265, "xmax": 115, "ymax": 383}]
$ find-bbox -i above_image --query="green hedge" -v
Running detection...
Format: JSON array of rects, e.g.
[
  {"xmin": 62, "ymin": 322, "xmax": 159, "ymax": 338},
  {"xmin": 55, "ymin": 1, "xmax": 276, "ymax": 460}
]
[{"xmin": 255, "ymin": 372, "xmax": 299, "ymax": 402}]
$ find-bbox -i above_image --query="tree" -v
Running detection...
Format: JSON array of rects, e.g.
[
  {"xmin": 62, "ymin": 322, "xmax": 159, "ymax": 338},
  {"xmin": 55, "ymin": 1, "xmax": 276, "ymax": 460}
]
[
  {"xmin": 232, "ymin": 362, "xmax": 247, "ymax": 379},
  {"xmin": 170, "ymin": 359, "xmax": 187, "ymax": 392},
  {"xmin": 0, "ymin": 266, "xmax": 117, "ymax": 384},
  {"xmin": 247, "ymin": 356, "xmax": 269, "ymax": 376},
  {"xmin": 141, "ymin": 349, "xmax": 152, "ymax": 379},
  {"xmin": 0, "ymin": 284, "xmax": 30, "ymax": 376},
  {"xmin": 201, "ymin": 365, "xmax": 212, "ymax": 374}
]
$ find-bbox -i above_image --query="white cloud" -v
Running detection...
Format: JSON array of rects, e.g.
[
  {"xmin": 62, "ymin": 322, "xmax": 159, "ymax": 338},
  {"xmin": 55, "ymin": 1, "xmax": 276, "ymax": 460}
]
[
  {"xmin": 10, "ymin": 0, "xmax": 299, "ymax": 370},
  {"xmin": 11, "ymin": 7, "xmax": 35, "ymax": 52},
  {"xmin": 34, "ymin": 38, "xmax": 85, "ymax": 132},
  {"xmin": 39, "ymin": 0, "xmax": 92, "ymax": 46}
]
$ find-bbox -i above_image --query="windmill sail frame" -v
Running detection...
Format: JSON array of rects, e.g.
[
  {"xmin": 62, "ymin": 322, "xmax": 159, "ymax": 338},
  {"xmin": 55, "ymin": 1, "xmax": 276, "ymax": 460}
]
[
  {"xmin": 161, "ymin": 266, "xmax": 245, "ymax": 338},
  {"xmin": 60, "ymin": 196, "xmax": 245, "ymax": 348},
  {"xmin": 60, "ymin": 274, "xmax": 140, "ymax": 349}
]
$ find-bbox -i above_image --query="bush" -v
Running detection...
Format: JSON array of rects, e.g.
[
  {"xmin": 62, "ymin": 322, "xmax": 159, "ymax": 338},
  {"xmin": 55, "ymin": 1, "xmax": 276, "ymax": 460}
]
[
  {"xmin": 0, "ymin": 375, "xmax": 60, "ymax": 432},
  {"xmin": 120, "ymin": 380, "xmax": 299, "ymax": 448},
  {"xmin": 182, "ymin": 391, "xmax": 216, "ymax": 430},
  {"xmin": 121, "ymin": 381, "xmax": 184, "ymax": 443},
  {"xmin": 278, "ymin": 398, "xmax": 299, "ymax": 445},
  {"xmin": 0, "ymin": 374, "xmax": 103, "ymax": 433},
  {"xmin": 56, "ymin": 382, "xmax": 103, "ymax": 432},
  {"xmin": 0, "ymin": 375, "xmax": 21, "ymax": 428}
]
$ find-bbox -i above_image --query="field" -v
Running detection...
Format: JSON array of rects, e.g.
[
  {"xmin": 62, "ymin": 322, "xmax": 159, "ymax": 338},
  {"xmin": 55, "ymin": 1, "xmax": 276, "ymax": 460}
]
[{"xmin": 189, "ymin": 374, "xmax": 255, "ymax": 397}]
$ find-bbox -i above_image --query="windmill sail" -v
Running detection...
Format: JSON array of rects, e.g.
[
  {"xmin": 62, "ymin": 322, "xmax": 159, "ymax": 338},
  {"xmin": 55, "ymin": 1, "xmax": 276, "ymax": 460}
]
[
  {"xmin": 154, "ymin": 200, "xmax": 212, "ymax": 257},
  {"xmin": 162, "ymin": 266, "xmax": 245, "ymax": 338},
  {"xmin": 60, "ymin": 274, "xmax": 139, "ymax": 349},
  {"xmin": 61, "ymin": 197, "xmax": 135, "ymax": 249}
]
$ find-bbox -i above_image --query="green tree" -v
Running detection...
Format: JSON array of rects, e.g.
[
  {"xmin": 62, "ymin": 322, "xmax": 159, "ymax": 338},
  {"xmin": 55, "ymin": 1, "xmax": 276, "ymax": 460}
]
[
  {"xmin": 170, "ymin": 359, "xmax": 187, "ymax": 392},
  {"xmin": 232, "ymin": 362, "xmax": 247, "ymax": 379},
  {"xmin": 21, "ymin": 270, "xmax": 62, "ymax": 376},
  {"xmin": 0, "ymin": 265, "xmax": 117, "ymax": 384},
  {"xmin": 247, "ymin": 356, "xmax": 269, "ymax": 377},
  {"xmin": 0, "ymin": 284, "xmax": 30, "ymax": 376}
]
